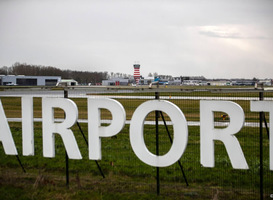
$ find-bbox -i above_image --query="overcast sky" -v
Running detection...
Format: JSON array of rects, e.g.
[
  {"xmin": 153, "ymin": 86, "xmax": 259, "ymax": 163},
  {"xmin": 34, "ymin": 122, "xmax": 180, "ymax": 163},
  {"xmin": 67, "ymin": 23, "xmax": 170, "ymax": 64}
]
[{"xmin": 1, "ymin": 0, "xmax": 273, "ymax": 78}]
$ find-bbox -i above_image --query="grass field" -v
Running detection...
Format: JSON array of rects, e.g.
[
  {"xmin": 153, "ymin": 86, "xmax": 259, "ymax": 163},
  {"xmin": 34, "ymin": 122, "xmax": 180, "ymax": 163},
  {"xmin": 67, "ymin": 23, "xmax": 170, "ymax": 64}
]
[{"xmin": 0, "ymin": 89, "xmax": 272, "ymax": 199}]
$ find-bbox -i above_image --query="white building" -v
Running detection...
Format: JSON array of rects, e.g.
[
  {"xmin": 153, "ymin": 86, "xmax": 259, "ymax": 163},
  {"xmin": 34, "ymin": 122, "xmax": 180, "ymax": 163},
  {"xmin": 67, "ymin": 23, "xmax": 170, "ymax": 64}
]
[
  {"xmin": 102, "ymin": 78, "xmax": 129, "ymax": 86},
  {"xmin": 139, "ymin": 77, "xmax": 154, "ymax": 85},
  {"xmin": 259, "ymin": 79, "xmax": 272, "ymax": 86},
  {"xmin": 207, "ymin": 80, "xmax": 232, "ymax": 86},
  {"xmin": 0, "ymin": 75, "xmax": 61, "ymax": 86},
  {"xmin": 56, "ymin": 79, "xmax": 78, "ymax": 86},
  {"xmin": 168, "ymin": 77, "xmax": 182, "ymax": 85}
]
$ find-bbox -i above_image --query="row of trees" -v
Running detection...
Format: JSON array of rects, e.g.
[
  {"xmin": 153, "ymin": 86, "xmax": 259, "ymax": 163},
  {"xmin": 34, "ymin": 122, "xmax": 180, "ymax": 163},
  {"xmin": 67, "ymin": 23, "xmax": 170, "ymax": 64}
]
[
  {"xmin": 0, "ymin": 63, "xmax": 114, "ymax": 85},
  {"xmin": 0, "ymin": 63, "xmax": 161, "ymax": 85}
]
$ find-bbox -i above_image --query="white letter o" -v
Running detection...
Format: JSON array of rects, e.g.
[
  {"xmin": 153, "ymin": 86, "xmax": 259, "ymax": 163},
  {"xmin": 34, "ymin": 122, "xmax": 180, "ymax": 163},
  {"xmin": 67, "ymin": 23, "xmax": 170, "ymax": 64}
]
[{"xmin": 130, "ymin": 100, "xmax": 188, "ymax": 167}]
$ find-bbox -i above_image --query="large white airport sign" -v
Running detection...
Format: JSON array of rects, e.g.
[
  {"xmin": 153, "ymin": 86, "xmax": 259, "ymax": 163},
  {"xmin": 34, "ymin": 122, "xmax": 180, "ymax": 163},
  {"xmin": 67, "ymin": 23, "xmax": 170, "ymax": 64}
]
[{"xmin": 0, "ymin": 97, "xmax": 272, "ymax": 170}]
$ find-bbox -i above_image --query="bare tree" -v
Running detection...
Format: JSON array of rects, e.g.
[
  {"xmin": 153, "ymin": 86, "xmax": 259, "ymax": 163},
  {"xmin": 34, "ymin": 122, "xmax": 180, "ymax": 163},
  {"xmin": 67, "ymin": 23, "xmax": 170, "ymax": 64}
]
[{"xmin": 5, "ymin": 62, "xmax": 109, "ymax": 85}]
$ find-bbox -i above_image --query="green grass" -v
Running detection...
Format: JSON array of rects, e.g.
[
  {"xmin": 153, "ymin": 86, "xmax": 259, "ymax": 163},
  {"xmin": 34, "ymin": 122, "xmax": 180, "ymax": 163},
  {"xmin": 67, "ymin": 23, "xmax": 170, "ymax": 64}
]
[
  {"xmin": 0, "ymin": 91, "xmax": 273, "ymax": 199},
  {"xmin": 0, "ymin": 122, "xmax": 271, "ymax": 199}
]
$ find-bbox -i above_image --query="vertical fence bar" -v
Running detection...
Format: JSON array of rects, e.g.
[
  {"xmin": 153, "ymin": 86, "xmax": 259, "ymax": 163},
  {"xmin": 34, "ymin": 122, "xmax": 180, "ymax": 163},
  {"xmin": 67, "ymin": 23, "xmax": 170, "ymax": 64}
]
[
  {"xmin": 159, "ymin": 111, "xmax": 189, "ymax": 186},
  {"xmin": 64, "ymin": 89, "xmax": 69, "ymax": 188},
  {"xmin": 259, "ymin": 91, "xmax": 264, "ymax": 200},
  {"xmin": 65, "ymin": 152, "xmax": 69, "ymax": 188},
  {"xmin": 155, "ymin": 91, "xmax": 160, "ymax": 195}
]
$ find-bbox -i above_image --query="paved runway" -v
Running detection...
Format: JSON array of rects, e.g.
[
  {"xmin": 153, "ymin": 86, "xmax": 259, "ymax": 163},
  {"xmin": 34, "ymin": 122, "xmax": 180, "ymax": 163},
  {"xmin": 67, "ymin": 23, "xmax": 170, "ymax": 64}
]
[{"xmin": 1, "ymin": 87, "xmax": 273, "ymax": 100}]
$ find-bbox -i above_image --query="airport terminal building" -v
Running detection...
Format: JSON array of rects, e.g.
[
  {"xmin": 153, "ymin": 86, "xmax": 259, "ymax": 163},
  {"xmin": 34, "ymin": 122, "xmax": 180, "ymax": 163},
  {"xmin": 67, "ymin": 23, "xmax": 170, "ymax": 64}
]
[{"xmin": 0, "ymin": 75, "xmax": 61, "ymax": 86}]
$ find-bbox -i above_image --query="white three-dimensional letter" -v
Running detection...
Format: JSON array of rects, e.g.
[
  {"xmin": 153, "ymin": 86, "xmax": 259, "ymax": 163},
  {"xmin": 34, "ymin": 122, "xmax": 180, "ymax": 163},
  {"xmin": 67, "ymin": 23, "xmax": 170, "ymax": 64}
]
[{"xmin": 200, "ymin": 100, "xmax": 248, "ymax": 169}]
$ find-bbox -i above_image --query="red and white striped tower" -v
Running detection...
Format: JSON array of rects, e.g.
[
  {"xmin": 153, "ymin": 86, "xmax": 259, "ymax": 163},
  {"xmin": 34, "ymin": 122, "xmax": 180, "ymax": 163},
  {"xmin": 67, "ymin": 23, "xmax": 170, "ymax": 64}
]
[{"xmin": 133, "ymin": 64, "xmax": 141, "ymax": 84}]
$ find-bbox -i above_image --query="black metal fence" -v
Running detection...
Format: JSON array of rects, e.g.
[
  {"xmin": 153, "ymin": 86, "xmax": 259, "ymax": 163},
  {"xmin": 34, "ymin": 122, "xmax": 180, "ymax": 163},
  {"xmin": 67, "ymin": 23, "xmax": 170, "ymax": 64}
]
[{"xmin": 0, "ymin": 86, "xmax": 272, "ymax": 199}]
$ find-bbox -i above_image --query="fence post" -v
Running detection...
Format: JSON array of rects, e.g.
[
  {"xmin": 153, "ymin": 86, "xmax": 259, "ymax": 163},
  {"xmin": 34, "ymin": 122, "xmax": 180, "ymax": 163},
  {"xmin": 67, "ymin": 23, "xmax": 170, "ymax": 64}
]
[
  {"xmin": 259, "ymin": 88, "xmax": 264, "ymax": 200},
  {"xmin": 64, "ymin": 89, "xmax": 69, "ymax": 188},
  {"xmin": 155, "ymin": 91, "xmax": 160, "ymax": 195}
]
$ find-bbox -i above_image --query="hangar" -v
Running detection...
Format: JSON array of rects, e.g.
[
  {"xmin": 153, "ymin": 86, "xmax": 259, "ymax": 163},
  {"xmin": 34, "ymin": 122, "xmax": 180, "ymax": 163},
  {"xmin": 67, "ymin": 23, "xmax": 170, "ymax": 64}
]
[{"xmin": 0, "ymin": 75, "xmax": 61, "ymax": 86}]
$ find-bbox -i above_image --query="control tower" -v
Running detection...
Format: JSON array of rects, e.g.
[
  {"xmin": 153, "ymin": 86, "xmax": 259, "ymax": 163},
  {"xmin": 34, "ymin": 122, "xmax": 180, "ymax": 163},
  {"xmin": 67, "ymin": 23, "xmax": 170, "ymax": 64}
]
[{"xmin": 133, "ymin": 64, "xmax": 141, "ymax": 84}]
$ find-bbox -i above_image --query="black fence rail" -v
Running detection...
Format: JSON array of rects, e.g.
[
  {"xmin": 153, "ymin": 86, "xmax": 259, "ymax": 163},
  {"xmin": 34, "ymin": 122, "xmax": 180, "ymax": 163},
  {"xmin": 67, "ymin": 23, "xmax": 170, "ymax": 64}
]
[{"xmin": 0, "ymin": 86, "xmax": 272, "ymax": 199}]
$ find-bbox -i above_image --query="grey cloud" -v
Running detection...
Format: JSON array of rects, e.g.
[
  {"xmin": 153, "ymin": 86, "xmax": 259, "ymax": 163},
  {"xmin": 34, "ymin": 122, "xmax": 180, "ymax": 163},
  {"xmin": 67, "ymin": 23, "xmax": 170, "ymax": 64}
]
[
  {"xmin": 1, "ymin": 0, "xmax": 273, "ymax": 78},
  {"xmin": 199, "ymin": 30, "xmax": 243, "ymax": 39},
  {"xmin": 199, "ymin": 30, "xmax": 272, "ymax": 40}
]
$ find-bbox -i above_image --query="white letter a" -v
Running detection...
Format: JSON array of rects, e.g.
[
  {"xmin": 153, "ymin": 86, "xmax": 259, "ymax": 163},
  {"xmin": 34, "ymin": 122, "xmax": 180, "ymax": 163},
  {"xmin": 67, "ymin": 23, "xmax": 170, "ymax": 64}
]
[{"xmin": 0, "ymin": 99, "xmax": 18, "ymax": 155}]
